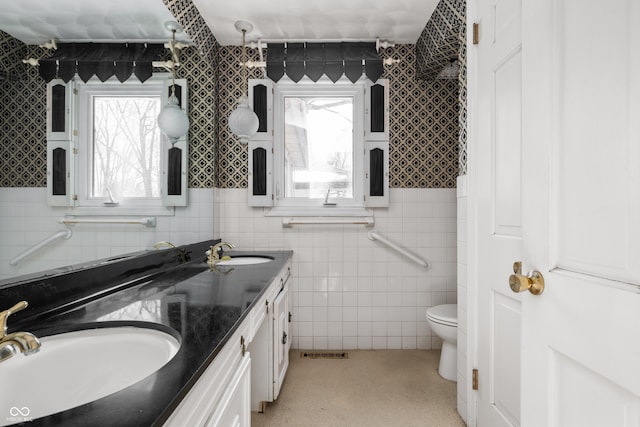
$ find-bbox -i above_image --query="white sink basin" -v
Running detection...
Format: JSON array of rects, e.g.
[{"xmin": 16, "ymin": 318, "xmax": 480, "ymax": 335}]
[
  {"xmin": 0, "ymin": 326, "xmax": 179, "ymax": 425},
  {"xmin": 216, "ymin": 256, "xmax": 273, "ymax": 266}
]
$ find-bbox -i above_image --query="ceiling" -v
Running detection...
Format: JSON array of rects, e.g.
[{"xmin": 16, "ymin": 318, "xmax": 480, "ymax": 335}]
[
  {"xmin": 0, "ymin": 0, "xmax": 190, "ymax": 45},
  {"xmin": 192, "ymin": 0, "xmax": 439, "ymax": 45},
  {"xmin": 0, "ymin": 0, "xmax": 438, "ymax": 46}
]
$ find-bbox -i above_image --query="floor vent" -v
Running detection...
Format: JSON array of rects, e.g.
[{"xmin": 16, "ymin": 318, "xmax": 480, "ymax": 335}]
[{"xmin": 300, "ymin": 351, "xmax": 349, "ymax": 359}]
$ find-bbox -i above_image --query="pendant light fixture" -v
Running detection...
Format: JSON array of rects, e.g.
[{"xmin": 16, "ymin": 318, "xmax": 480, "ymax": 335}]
[
  {"xmin": 157, "ymin": 21, "xmax": 189, "ymax": 144},
  {"xmin": 228, "ymin": 20, "xmax": 259, "ymax": 144}
]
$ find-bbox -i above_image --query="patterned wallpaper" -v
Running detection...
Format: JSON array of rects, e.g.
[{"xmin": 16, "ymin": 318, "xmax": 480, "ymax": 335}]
[
  {"xmin": 0, "ymin": 30, "xmax": 29, "ymax": 81},
  {"xmin": 457, "ymin": 16, "xmax": 468, "ymax": 176},
  {"xmin": 0, "ymin": 40, "xmax": 217, "ymax": 188},
  {"xmin": 414, "ymin": 0, "xmax": 466, "ymax": 175},
  {"xmin": 1, "ymin": 1, "xmax": 463, "ymax": 189},
  {"xmin": 216, "ymin": 44, "xmax": 459, "ymax": 189},
  {"xmin": 0, "ymin": 41, "xmax": 47, "ymax": 187},
  {"xmin": 415, "ymin": 0, "xmax": 465, "ymax": 81},
  {"xmin": 161, "ymin": 0, "xmax": 218, "ymax": 65}
]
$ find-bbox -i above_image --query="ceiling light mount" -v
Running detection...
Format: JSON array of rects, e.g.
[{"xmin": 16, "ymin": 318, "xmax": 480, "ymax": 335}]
[
  {"xmin": 164, "ymin": 21, "xmax": 183, "ymax": 34},
  {"xmin": 234, "ymin": 21, "xmax": 254, "ymax": 35}
]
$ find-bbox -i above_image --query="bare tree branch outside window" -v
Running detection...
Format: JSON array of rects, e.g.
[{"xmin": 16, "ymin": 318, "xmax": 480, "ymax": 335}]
[{"xmin": 93, "ymin": 96, "xmax": 161, "ymax": 199}]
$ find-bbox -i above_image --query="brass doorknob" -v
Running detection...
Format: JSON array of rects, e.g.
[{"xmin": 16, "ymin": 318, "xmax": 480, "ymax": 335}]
[{"xmin": 509, "ymin": 261, "xmax": 545, "ymax": 295}]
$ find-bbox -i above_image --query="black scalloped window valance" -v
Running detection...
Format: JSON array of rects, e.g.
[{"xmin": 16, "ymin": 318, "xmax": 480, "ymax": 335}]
[
  {"xmin": 38, "ymin": 43, "xmax": 165, "ymax": 83},
  {"xmin": 267, "ymin": 42, "xmax": 383, "ymax": 83}
]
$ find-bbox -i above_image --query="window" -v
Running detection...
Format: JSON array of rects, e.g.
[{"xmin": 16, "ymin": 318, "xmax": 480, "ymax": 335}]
[
  {"xmin": 277, "ymin": 84, "xmax": 363, "ymax": 208},
  {"xmin": 79, "ymin": 84, "xmax": 162, "ymax": 206},
  {"xmin": 247, "ymin": 78, "xmax": 389, "ymax": 214},
  {"xmin": 46, "ymin": 75, "xmax": 188, "ymax": 214}
]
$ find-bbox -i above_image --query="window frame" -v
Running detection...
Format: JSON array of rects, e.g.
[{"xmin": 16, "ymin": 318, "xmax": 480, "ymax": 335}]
[
  {"xmin": 45, "ymin": 74, "xmax": 189, "ymax": 215},
  {"xmin": 77, "ymin": 79, "xmax": 165, "ymax": 210},
  {"xmin": 247, "ymin": 76, "xmax": 389, "ymax": 215},
  {"xmin": 273, "ymin": 81, "xmax": 365, "ymax": 210}
]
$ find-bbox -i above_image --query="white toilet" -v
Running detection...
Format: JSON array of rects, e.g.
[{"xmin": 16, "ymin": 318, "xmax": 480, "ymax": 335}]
[{"xmin": 426, "ymin": 304, "xmax": 458, "ymax": 381}]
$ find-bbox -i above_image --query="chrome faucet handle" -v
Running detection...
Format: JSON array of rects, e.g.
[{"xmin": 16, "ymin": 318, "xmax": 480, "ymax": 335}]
[{"xmin": 0, "ymin": 301, "xmax": 28, "ymax": 336}]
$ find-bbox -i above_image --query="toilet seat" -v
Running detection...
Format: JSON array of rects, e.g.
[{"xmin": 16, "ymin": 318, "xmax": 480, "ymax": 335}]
[{"xmin": 426, "ymin": 304, "xmax": 457, "ymax": 327}]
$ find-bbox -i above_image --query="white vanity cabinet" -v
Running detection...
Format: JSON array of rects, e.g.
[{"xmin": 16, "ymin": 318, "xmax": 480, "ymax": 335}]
[
  {"xmin": 164, "ymin": 259, "xmax": 292, "ymax": 427},
  {"xmin": 272, "ymin": 281, "xmax": 291, "ymax": 400},
  {"xmin": 164, "ymin": 320, "xmax": 251, "ymax": 427},
  {"xmin": 248, "ymin": 263, "xmax": 292, "ymax": 411},
  {"xmin": 206, "ymin": 354, "xmax": 251, "ymax": 427}
]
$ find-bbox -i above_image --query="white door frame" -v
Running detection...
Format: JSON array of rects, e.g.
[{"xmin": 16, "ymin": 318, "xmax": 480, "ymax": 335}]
[{"xmin": 464, "ymin": 0, "xmax": 480, "ymax": 424}]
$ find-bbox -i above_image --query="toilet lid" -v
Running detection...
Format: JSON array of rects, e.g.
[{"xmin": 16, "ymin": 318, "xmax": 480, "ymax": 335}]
[{"xmin": 426, "ymin": 304, "xmax": 457, "ymax": 326}]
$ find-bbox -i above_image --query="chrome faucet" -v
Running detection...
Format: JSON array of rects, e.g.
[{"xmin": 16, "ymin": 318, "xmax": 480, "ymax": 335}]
[
  {"xmin": 208, "ymin": 242, "xmax": 235, "ymax": 266},
  {"xmin": 0, "ymin": 301, "xmax": 41, "ymax": 363}
]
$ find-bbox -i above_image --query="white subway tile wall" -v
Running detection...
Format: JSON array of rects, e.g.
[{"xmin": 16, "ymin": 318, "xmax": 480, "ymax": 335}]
[
  {"xmin": 0, "ymin": 188, "xmax": 215, "ymax": 280},
  {"xmin": 0, "ymin": 187, "xmax": 457, "ymax": 352},
  {"xmin": 215, "ymin": 188, "xmax": 457, "ymax": 351}
]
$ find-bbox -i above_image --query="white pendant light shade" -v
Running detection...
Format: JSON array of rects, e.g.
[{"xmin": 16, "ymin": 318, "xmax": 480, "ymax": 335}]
[
  {"xmin": 228, "ymin": 95, "xmax": 259, "ymax": 144},
  {"xmin": 158, "ymin": 94, "xmax": 189, "ymax": 143}
]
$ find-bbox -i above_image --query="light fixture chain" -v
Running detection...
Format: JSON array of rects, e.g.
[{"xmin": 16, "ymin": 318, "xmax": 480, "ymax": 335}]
[
  {"xmin": 242, "ymin": 29, "xmax": 247, "ymax": 95},
  {"xmin": 170, "ymin": 28, "xmax": 177, "ymax": 98}
]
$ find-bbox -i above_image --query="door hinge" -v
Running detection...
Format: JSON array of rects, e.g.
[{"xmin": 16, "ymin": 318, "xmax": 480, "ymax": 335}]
[
  {"xmin": 473, "ymin": 23, "xmax": 479, "ymax": 45},
  {"xmin": 73, "ymin": 148, "xmax": 78, "ymax": 155},
  {"xmin": 472, "ymin": 368, "xmax": 479, "ymax": 390},
  {"xmin": 266, "ymin": 299, "xmax": 269, "ymax": 314},
  {"xmin": 288, "ymin": 311, "xmax": 292, "ymax": 322},
  {"xmin": 73, "ymin": 130, "xmax": 78, "ymax": 137},
  {"xmin": 72, "ymin": 194, "xmax": 78, "ymax": 201},
  {"xmin": 240, "ymin": 335, "xmax": 246, "ymax": 357}
]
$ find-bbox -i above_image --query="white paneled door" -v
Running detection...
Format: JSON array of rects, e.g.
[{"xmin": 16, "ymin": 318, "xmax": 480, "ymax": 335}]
[
  {"xmin": 474, "ymin": 0, "xmax": 640, "ymax": 426},
  {"xmin": 475, "ymin": 0, "xmax": 524, "ymax": 424}
]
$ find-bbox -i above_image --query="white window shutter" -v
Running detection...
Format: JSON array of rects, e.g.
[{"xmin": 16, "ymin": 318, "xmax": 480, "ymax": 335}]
[
  {"xmin": 248, "ymin": 79, "xmax": 274, "ymax": 140},
  {"xmin": 161, "ymin": 78, "xmax": 189, "ymax": 207},
  {"xmin": 364, "ymin": 79, "xmax": 389, "ymax": 207},
  {"xmin": 364, "ymin": 79, "xmax": 389, "ymax": 141},
  {"xmin": 46, "ymin": 139, "xmax": 73, "ymax": 206},
  {"xmin": 364, "ymin": 141, "xmax": 389, "ymax": 207},
  {"xmin": 46, "ymin": 79, "xmax": 74, "ymax": 141},
  {"xmin": 46, "ymin": 79, "xmax": 74, "ymax": 206},
  {"xmin": 248, "ymin": 79, "xmax": 274, "ymax": 206},
  {"xmin": 248, "ymin": 140, "xmax": 274, "ymax": 207}
]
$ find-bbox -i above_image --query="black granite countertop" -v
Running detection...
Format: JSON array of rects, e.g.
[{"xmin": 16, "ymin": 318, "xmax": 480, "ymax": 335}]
[{"xmin": 0, "ymin": 241, "xmax": 293, "ymax": 426}]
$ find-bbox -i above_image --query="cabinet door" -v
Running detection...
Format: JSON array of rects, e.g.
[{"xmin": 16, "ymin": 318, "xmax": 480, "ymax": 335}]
[
  {"xmin": 272, "ymin": 284, "xmax": 289, "ymax": 400},
  {"xmin": 206, "ymin": 353, "xmax": 251, "ymax": 427}
]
